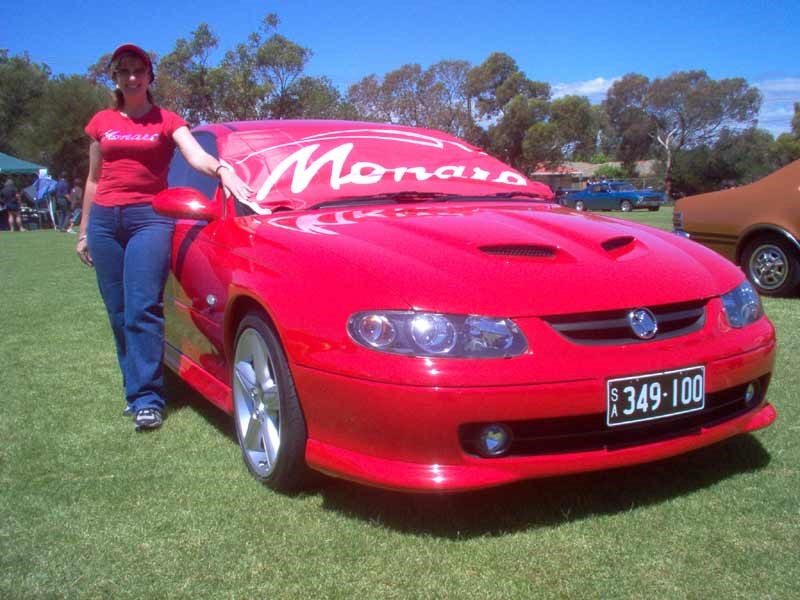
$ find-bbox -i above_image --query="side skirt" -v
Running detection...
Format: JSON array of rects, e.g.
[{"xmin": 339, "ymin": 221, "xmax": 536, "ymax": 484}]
[{"xmin": 164, "ymin": 343, "xmax": 233, "ymax": 414}]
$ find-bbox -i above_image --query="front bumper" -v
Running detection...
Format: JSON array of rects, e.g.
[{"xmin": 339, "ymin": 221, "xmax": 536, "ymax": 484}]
[{"xmin": 295, "ymin": 336, "xmax": 776, "ymax": 492}]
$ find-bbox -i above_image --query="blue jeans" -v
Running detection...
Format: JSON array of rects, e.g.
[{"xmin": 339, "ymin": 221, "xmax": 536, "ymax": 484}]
[{"xmin": 88, "ymin": 203, "xmax": 174, "ymax": 412}]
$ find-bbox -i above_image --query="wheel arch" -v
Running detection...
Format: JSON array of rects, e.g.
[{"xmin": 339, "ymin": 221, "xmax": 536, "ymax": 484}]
[
  {"xmin": 735, "ymin": 225, "xmax": 800, "ymax": 265},
  {"xmin": 224, "ymin": 293, "xmax": 282, "ymax": 364}
]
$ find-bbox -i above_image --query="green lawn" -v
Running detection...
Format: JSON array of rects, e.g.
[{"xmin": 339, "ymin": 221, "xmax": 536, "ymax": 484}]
[{"xmin": 1, "ymin": 226, "xmax": 797, "ymax": 599}]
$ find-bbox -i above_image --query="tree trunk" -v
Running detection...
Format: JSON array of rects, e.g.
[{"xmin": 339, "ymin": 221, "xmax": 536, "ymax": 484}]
[{"xmin": 663, "ymin": 147, "xmax": 673, "ymax": 200}]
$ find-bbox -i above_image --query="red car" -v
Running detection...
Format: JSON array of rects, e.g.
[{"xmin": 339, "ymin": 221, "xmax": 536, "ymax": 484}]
[{"xmin": 155, "ymin": 120, "xmax": 776, "ymax": 493}]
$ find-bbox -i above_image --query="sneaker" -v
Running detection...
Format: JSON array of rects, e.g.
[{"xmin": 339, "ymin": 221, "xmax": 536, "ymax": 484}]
[
  {"xmin": 122, "ymin": 405, "xmax": 135, "ymax": 417},
  {"xmin": 134, "ymin": 408, "xmax": 163, "ymax": 431}
]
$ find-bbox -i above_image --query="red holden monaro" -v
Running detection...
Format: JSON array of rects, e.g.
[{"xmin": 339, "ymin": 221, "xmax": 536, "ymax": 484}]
[{"xmin": 155, "ymin": 120, "xmax": 776, "ymax": 492}]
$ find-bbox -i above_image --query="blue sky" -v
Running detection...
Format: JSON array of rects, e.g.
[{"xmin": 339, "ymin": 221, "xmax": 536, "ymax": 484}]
[{"xmin": 3, "ymin": 0, "xmax": 798, "ymax": 135}]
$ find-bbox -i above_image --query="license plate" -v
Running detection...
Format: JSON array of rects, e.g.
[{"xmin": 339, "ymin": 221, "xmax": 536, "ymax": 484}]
[{"xmin": 606, "ymin": 366, "xmax": 705, "ymax": 427}]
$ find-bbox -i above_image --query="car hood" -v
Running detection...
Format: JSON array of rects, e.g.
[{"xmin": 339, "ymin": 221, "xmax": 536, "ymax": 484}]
[{"xmin": 250, "ymin": 202, "xmax": 743, "ymax": 316}]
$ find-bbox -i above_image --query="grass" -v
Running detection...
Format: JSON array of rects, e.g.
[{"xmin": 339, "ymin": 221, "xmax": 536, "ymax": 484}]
[{"xmin": 1, "ymin": 224, "xmax": 798, "ymax": 599}]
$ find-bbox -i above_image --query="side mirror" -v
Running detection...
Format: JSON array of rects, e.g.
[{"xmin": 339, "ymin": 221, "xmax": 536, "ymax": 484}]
[{"xmin": 152, "ymin": 187, "xmax": 221, "ymax": 221}]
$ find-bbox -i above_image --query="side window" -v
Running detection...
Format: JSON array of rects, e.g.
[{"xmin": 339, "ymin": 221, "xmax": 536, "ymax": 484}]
[{"xmin": 167, "ymin": 131, "xmax": 219, "ymax": 200}]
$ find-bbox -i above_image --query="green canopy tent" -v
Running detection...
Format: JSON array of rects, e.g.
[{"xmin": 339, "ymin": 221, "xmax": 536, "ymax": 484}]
[
  {"xmin": 1, "ymin": 152, "xmax": 48, "ymax": 229},
  {"xmin": 0, "ymin": 152, "xmax": 46, "ymax": 175}
]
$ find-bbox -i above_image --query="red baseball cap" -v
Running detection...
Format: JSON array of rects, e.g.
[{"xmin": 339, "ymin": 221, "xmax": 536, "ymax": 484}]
[{"xmin": 110, "ymin": 43, "xmax": 154, "ymax": 80}]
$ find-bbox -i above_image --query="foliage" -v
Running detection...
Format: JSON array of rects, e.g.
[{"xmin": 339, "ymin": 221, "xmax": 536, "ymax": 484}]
[
  {"xmin": 14, "ymin": 75, "xmax": 107, "ymax": 178},
  {"xmin": 464, "ymin": 53, "xmax": 555, "ymax": 170},
  {"xmin": 773, "ymin": 133, "xmax": 800, "ymax": 167},
  {"xmin": 592, "ymin": 164, "xmax": 628, "ymax": 180},
  {"xmin": 155, "ymin": 14, "xmax": 335, "ymax": 124},
  {"xmin": 156, "ymin": 24, "xmax": 221, "ymax": 124},
  {"xmin": 0, "ymin": 52, "xmax": 50, "ymax": 156},
  {"xmin": 670, "ymin": 127, "xmax": 781, "ymax": 196},
  {"xmin": 549, "ymin": 95, "xmax": 598, "ymax": 161},
  {"xmin": 646, "ymin": 70, "xmax": 762, "ymax": 196},
  {"xmin": 3, "ymin": 19, "xmax": 796, "ymax": 194},
  {"xmin": 602, "ymin": 74, "xmax": 654, "ymax": 168},
  {"xmin": 347, "ymin": 60, "xmax": 473, "ymax": 138}
]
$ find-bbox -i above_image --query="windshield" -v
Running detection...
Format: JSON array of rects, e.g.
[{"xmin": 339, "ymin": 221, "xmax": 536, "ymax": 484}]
[
  {"xmin": 609, "ymin": 182, "xmax": 636, "ymax": 192},
  {"xmin": 218, "ymin": 123, "xmax": 554, "ymax": 214}
]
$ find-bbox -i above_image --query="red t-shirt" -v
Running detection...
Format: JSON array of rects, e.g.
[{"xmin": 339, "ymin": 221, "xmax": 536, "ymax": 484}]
[{"xmin": 85, "ymin": 106, "xmax": 188, "ymax": 206}]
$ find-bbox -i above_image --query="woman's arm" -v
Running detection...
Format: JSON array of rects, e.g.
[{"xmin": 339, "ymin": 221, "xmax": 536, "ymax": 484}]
[
  {"xmin": 172, "ymin": 126, "xmax": 253, "ymax": 203},
  {"xmin": 76, "ymin": 141, "xmax": 101, "ymax": 266}
]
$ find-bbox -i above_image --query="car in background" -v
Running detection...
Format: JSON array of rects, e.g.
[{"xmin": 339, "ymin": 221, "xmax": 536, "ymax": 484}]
[
  {"xmin": 154, "ymin": 120, "xmax": 776, "ymax": 493},
  {"xmin": 562, "ymin": 181, "xmax": 666, "ymax": 212},
  {"xmin": 673, "ymin": 160, "xmax": 800, "ymax": 297}
]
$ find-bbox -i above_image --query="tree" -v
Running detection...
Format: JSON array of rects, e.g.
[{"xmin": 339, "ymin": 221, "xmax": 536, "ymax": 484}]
[
  {"xmin": 14, "ymin": 75, "xmax": 107, "ymax": 178},
  {"xmin": 602, "ymin": 74, "xmax": 655, "ymax": 168},
  {"xmin": 212, "ymin": 41, "xmax": 265, "ymax": 121},
  {"xmin": 773, "ymin": 133, "xmax": 800, "ymax": 167},
  {"xmin": 792, "ymin": 101, "xmax": 800, "ymax": 137},
  {"xmin": 709, "ymin": 128, "xmax": 776, "ymax": 185},
  {"xmin": 0, "ymin": 52, "xmax": 50, "ymax": 155},
  {"xmin": 466, "ymin": 53, "xmax": 550, "ymax": 170},
  {"xmin": 284, "ymin": 76, "xmax": 356, "ymax": 120},
  {"xmin": 645, "ymin": 70, "xmax": 761, "ymax": 197},
  {"xmin": 346, "ymin": 60, "xmax": 472, "ymax": 137},
  {"xmin": 255, "ymin": 31, "xmax": 312, "ymax": 118},
  {"xmin": 347, "ymin": 74, "xmax": 389, "ymax": 123},
  {"xmin": 156, "ymin": 24, "xmax": 220, "ymax": 124},
  {"xmin": 548, "ymin": 95, "xmax": 598, "ymax": 161},
  {"xmin": 593, "ymin": 164, "xmax": 628, "ymax": 180}
]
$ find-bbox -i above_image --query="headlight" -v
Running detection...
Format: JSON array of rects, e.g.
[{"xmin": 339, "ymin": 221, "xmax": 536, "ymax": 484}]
[
  {"xmin": 721, "ymin": 281, "xmax": 764, "ymax": 328},
  {"xmin": 348, "ymin": 311, "xmax": 528, "ymax": 358}
]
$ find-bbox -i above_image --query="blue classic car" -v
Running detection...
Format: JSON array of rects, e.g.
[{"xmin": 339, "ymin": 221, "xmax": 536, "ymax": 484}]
[{"xmin": 561, "ymin": 181, "xmax": 666, "ymax": 212}]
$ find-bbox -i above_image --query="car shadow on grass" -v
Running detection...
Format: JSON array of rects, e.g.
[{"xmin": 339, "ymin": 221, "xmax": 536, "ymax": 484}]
[
  {"xmin": 164, "ymin": 370, "xmax": 236, "ymax": 438},
  {"xmin": 163, "ymin": 372, "xmax": 772, "ymax": 539},
  {"xmin": 315, "ymin": 435, "xmax": 771, "ymax": 538}
]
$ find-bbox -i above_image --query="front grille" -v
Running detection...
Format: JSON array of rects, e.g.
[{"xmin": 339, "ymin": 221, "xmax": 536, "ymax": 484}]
[
  {"xmin": 542, "ymin": 300, "xmax": 706, "ymax": 345},
  {"xmin": 459, "ymin": 375, "xmax": 769, "ymax": 457}
]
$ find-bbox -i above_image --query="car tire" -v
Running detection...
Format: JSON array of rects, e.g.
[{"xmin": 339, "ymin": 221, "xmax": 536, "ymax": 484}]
[
  {"xmin": 575, "ymin": 200, "xmax": 585, "ymax": 212},
  {"xmin": 620, "ymin": 200, "xmax": 632, "ymax": 212},
  {"xmin": 648, "ymin": 206, "xmax": 660, "ymax": 212},
  {"xmin": 742, "ymin": 237, "xmax": 800, "ymax": 297},
  {"xmin": 232, "ymin": 311, "xmax": 312, "ymax": 491}
]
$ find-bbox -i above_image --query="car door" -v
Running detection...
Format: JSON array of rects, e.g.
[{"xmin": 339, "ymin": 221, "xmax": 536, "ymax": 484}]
[
  {"xmin": 587, "ymin": 184, "xmax": 611, "ymax": 210},
  {"xmin": 163, "ymin": 132, "xmax": 231, "ymax": 384}
]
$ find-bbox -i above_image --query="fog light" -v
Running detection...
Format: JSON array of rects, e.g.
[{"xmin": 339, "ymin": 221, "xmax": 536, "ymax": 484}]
[
  {"xmin": 478, "ymin": 424, "xmax": 512, "ymax": 457},
  {"xmin": 744, "ymin": 382, "xmax": 758, "ymax": 404}
]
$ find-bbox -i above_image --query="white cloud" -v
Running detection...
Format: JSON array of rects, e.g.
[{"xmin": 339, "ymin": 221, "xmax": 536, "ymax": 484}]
[
  {"xmin": 551, "ymin": 77, "xmax": 620, "ymax": 102},
  {"xmin": 755, "ymin": 77, "xmax": 799, "ymax": 136}
]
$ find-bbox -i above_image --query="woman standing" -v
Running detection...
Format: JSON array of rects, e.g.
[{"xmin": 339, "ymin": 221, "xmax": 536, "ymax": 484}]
[{"xmin": 76, "ymin": 44, "xmax": 251, "ymax": 430}]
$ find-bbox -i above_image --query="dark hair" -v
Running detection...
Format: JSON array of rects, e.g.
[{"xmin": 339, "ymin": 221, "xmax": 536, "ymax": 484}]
[{"xmin": 110, "ymin": 88, "xmax": 154, "ymax": 110}]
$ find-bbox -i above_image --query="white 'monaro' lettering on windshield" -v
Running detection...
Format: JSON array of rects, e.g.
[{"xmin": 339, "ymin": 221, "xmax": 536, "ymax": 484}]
[{"xmin": 254, "ymin": 142, "xmax": 526, "ymax": 201}]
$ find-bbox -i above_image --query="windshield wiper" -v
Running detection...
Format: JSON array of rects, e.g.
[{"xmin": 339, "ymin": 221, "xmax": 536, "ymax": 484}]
[
  {"xmin": 311, "ymin": 190, "xmax": 552, "ymax": 209},
  {"xmin": 479, "ymin": 192, "xmax": 552, "ymax": 201},
  {"xmin": 311, "ymin": 191, "xmax": 455, "ymax": 209}
]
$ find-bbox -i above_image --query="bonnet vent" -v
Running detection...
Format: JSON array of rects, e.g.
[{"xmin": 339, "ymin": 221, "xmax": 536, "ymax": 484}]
[
  {"xmin": 480, "ymin": 244, "xmax": 556, "ymax": 258},
  {"xmin": 601, "ymin": 236, "xmax": 635, "ymax": 252}
]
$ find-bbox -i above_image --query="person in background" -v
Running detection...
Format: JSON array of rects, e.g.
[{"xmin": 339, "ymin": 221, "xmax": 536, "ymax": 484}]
[
  {"xmin": 2, "ymin": 178, "xmax": 26, "ymax": 232},
  {"xmin": 55, "ymin": 174, "xmax": 70, "ymax": 231},
  {"xmin": 76, "ymin": 43, "xmax": 252, "ymax": 431},
  {"xmin": 65, "ymin": 178, "xmax": 83, "ymax": 234}
]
